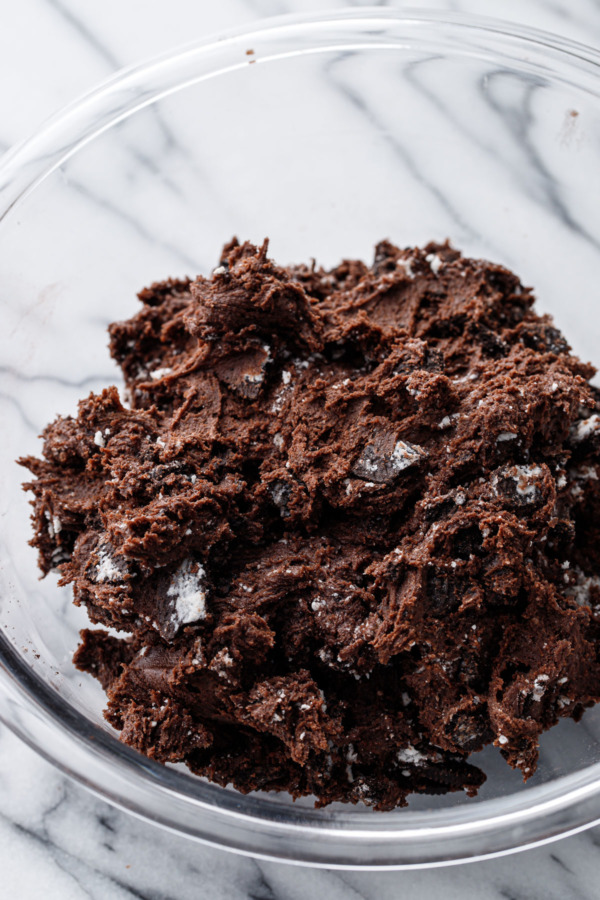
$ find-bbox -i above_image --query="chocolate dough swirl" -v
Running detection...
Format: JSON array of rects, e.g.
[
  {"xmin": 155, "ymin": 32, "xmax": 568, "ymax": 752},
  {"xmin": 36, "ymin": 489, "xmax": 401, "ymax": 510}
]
[{"xmin": 20, "ymin": 238, "xmax": 600, "ymax": 810}]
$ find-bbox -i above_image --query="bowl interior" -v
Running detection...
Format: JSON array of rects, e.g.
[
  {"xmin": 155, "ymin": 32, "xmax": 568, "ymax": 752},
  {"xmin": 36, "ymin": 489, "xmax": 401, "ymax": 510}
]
[{"xmin": 2, "ymin": 12, "xmax": 600, "ymax": 858}]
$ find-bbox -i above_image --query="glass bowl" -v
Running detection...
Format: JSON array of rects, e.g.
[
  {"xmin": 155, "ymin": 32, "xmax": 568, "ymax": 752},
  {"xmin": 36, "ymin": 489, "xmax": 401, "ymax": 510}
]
[{"xmin": 2, "ymin": 9, "xmax": 600, "ymax": 869}]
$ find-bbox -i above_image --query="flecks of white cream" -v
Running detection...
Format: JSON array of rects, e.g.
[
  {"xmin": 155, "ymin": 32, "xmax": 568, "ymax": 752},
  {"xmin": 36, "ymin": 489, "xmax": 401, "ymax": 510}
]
[{"xmin": 168, "ymin": 559, "xmax": 208, "ymax": 625}]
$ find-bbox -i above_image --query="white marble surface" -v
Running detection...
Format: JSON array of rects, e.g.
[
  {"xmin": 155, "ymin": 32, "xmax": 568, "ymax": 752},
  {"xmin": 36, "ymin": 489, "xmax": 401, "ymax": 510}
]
[{"xmin": 3, "ymin": 0, "xmax": 600, "ymax": 896}]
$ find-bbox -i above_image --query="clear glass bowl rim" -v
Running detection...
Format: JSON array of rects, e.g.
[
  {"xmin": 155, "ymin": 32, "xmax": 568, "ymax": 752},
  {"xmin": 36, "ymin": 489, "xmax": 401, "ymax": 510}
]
[{"xmin": 2, "ymin": 7, "xmax": 600, "ymax": 869}]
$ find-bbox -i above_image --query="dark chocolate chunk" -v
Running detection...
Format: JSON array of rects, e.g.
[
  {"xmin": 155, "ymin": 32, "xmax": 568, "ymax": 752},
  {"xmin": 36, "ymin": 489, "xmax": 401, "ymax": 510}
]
[{"xmin": 19, "ymin": 238, "xmax": 600, "ymax": 811}]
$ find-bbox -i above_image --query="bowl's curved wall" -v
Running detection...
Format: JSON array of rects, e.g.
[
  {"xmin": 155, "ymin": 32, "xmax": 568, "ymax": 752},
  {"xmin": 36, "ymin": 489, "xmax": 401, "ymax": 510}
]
[{"xmin": 2, "ymin": 11, "xmax": 600, "ymax": 867}]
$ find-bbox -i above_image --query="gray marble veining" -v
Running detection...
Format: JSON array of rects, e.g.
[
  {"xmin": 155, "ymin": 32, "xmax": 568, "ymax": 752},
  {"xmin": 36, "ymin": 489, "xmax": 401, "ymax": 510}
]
[
  {"xmin": 3, "ymin": 722, "xmax": 600, "ymax": 900},
  {"xmin": 3, "ymin": 1, "xmax": 600, "ymax": 897}
]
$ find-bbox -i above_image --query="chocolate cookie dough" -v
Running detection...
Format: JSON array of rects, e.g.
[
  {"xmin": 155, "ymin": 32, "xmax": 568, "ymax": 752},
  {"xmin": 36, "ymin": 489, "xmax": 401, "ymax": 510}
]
[{"xmin": 20, "ymin": 238, "xmax": 600, "ymax": 810}]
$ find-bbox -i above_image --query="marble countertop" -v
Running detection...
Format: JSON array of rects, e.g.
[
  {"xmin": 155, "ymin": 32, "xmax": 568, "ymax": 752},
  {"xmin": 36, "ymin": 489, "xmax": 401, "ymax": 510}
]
[{"xmin": 3, "ymin": 0, "xmax": 600, "ymax": 897}]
